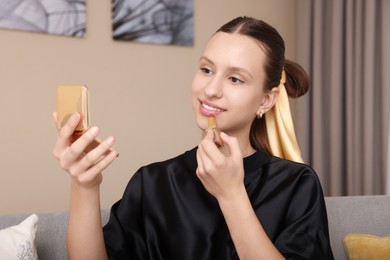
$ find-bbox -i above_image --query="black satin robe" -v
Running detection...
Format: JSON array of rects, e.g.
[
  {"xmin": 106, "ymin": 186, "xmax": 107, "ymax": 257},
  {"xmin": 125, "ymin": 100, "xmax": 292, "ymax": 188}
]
[{"xmin": 103, "ymin": 147, "xmax": 334, "ymax": 259}]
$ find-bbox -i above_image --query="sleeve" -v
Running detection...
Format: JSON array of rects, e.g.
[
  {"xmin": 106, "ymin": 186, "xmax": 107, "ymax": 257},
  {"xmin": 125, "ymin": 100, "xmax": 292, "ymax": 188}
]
[
  {"xmin": 274, "ymin": 168, "xmax": 334, "ymax": 260},
  {"xmin": 103, "ymin": 170, "xmax": 148, "ymax": 259}
]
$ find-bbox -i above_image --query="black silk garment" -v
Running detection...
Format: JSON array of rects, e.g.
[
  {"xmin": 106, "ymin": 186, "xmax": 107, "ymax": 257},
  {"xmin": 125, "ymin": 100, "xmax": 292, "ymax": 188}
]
[{"xmin": 103, "ymin": 147, "xmax": 334, "ymax": 259}]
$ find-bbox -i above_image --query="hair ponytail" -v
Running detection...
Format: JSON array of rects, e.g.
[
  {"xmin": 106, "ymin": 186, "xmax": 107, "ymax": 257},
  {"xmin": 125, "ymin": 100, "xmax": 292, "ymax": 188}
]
[{"xmin": 284, "ymin": 60, "xmax": 309, "ymax": 98}]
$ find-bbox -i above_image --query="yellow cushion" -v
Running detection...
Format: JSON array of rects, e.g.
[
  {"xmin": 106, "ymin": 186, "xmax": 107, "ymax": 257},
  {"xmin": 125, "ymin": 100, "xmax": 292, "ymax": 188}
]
[{"xmin": 343, "ymin": 234, "xmax": 390, "ymax": 260}]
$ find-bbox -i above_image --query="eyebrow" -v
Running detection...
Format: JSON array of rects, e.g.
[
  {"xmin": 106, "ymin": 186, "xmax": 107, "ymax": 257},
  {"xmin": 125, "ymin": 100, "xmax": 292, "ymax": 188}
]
[{"xmin": 199, "ymin": 56, "xmax": 254, "ymax": 80}]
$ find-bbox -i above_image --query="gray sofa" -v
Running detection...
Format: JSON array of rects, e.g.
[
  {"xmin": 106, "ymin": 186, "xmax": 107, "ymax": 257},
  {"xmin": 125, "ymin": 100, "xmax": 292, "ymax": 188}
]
[{"xmin": 0, "ymin": 195, "xmax": 389, "ymax": 260}]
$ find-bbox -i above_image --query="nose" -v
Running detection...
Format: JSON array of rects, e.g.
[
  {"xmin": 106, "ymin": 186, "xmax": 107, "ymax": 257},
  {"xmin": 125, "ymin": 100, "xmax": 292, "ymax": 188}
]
[{"xmin": 204, "ymin": 76, "xmax": 223, "ymax": 99}]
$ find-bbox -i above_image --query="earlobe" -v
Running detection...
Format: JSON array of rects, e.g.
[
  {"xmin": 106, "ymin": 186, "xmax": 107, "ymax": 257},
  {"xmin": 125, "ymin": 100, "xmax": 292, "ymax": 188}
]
[{"xmin": 256, "ymin": 110, "xmax": 263, "ymax": 119}]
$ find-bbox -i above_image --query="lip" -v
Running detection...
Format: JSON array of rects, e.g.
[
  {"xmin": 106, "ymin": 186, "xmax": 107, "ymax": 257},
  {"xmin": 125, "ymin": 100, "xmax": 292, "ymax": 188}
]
[{"xmin": 198, "ymin": 99, "xmax": 226, "ymax": 117}]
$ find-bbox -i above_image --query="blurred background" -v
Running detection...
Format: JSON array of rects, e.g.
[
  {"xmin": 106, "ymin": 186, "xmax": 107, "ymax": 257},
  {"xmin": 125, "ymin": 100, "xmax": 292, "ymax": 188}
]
[{"xmin": 0, "ymin": 0, "xmax": 388, "ymax": 214}]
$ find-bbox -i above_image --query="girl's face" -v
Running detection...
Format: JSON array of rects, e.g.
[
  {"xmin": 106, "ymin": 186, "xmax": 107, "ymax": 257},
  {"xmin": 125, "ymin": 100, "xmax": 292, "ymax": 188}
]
[{"xmin": 192, "ymin": 32, "xmax": 270, "ymax": 137}]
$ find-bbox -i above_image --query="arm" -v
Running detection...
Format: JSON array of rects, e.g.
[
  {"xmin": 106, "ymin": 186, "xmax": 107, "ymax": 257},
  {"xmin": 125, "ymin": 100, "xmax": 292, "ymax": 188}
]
[
  {"xmin": 196, "ymin": 130, "xmax": 284, "ymax": 260},
  {"xmin": 68, "ymin": 181, "xmax": 107, "ymax": 260},
  {"xmin": 52, "ymin": 112, "xmax": 118, "ymax": 260},
  {"xmin": 217, "ymin": 186, "xmax": 284, "ymax": 260}
]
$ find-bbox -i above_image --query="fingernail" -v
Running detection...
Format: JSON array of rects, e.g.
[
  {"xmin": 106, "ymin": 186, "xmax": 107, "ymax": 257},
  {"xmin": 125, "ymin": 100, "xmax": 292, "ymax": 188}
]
[
  {"xmin": 109, "ymin": 150, "xmax": 119, "ymax": 157},
  {"xmin": 71, "ymin": 113, "xmax": 80, "ymax": 121},
  {"xmin": 89, "ymin": 126, "xmax": 99, "ymax": 135},
  {"xmin": 106, "ymin": 136, "xmax": 115, "ymax": 145}
]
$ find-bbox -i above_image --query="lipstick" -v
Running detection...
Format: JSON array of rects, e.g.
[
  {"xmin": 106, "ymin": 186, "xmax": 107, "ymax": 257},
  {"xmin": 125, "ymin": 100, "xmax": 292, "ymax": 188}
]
[{"xmin": 208, "ymin": 116, "xmax": 223, "ymax": 148}]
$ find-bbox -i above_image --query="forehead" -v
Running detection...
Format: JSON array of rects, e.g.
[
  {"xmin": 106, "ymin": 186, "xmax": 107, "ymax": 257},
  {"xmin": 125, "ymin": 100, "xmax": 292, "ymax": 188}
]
[{"xmin": 202, "ymin": 32, "xmax": 267, "ymax": 74}]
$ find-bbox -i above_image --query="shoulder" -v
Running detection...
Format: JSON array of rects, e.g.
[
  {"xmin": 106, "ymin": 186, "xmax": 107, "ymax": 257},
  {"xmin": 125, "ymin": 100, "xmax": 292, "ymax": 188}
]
[
  {"xmin": 262, "ymin": 155, "xmax": 323, "ymax": 192},
  {"xmin": 263, "ymin": 156, "xmax": 328, "ymax": 216},
  {"xmin": 247, "ymin": 149, "xmax": 315, "ymax": 175},
  {"xmin": 244, "ymin": 150, "xmax": 322, "ymax": 196},
  {"xmin": 268, "ymin": 156, "xmax": 318, "ymax": 178}
]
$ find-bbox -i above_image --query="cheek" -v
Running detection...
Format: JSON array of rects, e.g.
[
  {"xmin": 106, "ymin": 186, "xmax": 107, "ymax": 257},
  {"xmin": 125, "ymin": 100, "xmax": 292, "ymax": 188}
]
[
  {"xmin": 191, "ymin": 74, "xmax": 207, "ymax": 108},
  {"xmin": 232, "ymin": 93, "xmax": 262, "ymax": 116},
  {"xmin": 191, "ymin": 73, "xmax": 203, "ymax": 95},
  {"xmin": 191, "ymin": 75, "xmax": 200, "ymax": 110},
  {"xmin": 191, "ymin": 74, "xmax": 207, "ymax": 129}
]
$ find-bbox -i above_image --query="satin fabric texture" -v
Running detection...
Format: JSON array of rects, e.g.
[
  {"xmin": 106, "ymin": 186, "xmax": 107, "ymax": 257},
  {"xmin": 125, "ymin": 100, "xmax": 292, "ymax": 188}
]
[
  {"xmin": 265, "ymin": 71, "xmax": 304, "ymax": 163},
  {"xmin": 103, "ymin": 147, "xmax": 334, "ymax": 259}
]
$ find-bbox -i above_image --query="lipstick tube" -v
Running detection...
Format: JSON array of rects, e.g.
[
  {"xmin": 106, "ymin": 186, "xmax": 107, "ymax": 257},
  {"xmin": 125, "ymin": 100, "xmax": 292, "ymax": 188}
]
[{"xmin": 208, "ymin": 117, "xmax": 223, "ymax": 148}]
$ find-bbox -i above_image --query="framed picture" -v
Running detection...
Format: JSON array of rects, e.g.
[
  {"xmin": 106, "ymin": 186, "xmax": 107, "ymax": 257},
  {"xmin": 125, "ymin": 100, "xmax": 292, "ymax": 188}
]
[
  {"xmin": 112, "ymin": 0, "xmax": 194, "ymax": 46},
  {"xmin": 0, "ymin": 0, "xmax": 86, "ymax": 37}
]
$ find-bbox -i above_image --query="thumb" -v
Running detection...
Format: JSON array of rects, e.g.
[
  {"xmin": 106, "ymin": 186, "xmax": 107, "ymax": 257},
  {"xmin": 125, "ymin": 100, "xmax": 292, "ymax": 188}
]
[
  {"xmin": 220, "ymin": 132, "xmax": 241, "ymax": 157},
  {"xmin": 203, "ymin": 128, "xmax": 215, "ymax": 142},
  {"xmin": 52, "ymin": 112, "xmax": 59, "ymax": 129}
]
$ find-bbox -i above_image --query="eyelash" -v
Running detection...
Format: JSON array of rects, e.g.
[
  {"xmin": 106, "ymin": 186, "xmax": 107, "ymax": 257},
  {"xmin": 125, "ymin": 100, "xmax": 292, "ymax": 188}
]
[
  {"xmin": 200, "ymin": 67, "xmax": 245, "ymax": 84},
  {"xmin": 200, "ymin": 67, "xmax": 212, "ymax": 75},
  {"xmin": 229, "ymin": 76, "xmax": 244, "ymax": 84}
]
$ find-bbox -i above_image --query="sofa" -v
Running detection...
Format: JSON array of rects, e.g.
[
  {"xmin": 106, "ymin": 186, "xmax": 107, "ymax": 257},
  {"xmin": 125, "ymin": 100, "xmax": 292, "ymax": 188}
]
[{"xmin": 0, "ymin": 195, "xmax": 389, "ymax": 260}]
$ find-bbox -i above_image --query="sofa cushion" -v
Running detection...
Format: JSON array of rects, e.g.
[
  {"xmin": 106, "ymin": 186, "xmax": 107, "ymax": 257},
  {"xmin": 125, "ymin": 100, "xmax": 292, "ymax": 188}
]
[
  {"xmin": 325, "ymin": 195, "xmax": 390, "ymax": 260},
  {"xmin": 343, "ymin": 233, "xmax": 390, "ymax": 260},
  {"xmin": 0, "ymin": 214, "xmax": 38, "ymax": 260},
  {"xmin": 0, "ymin": 210, "xmax": 110, "ymax": 260}
]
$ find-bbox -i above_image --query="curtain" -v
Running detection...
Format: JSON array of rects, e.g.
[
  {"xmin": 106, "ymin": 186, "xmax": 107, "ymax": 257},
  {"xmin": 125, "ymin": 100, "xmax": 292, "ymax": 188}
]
[
  {"xmin": 388, "ymin": 120, "xmax": 390, "ymax": 195},
  {"xmin": 293, "ymin": 0, "xmax": 390, "ymax": 196}
]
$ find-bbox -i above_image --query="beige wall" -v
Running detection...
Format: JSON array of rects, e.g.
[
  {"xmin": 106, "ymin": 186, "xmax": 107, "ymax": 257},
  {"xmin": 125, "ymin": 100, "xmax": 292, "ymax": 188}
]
[{"xmin": 0, "ymin": 0, "xmax": 297, "ymax": 213}]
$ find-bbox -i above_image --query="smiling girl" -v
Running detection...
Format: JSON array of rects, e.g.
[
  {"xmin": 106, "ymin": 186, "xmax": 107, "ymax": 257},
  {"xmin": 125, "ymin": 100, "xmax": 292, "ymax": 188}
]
[{"xmin": 53, "ymin": 17, "xmax": 334, "ymax": 260}]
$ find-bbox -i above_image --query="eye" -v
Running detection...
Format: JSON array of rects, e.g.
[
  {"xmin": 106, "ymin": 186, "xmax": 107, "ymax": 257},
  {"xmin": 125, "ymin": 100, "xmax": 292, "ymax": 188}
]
[
  {"xmin": 229, "ymin": 76, "xmax": 244, "ymax": 84},
  {"xmin": 200, "ymin": 67, "xmax": 213, "ymax": 75}
]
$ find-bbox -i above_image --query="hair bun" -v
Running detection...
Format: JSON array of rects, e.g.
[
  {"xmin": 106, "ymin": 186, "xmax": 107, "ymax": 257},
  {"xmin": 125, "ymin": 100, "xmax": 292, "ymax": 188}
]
[{"xmin": 284, "ymin": 60, "xmax": 309, "ymax": 98}]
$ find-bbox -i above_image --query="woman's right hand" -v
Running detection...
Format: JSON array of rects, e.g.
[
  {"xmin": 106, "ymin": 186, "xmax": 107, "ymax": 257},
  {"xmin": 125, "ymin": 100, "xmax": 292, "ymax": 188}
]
[{"xmin": 52, "ymin": 112, "xmax": 118, "ymax": 189}]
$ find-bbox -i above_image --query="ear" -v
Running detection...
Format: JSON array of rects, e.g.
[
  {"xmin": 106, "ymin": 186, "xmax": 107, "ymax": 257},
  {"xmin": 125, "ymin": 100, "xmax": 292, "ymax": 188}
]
[{"xmin": 256, "ymin": 87, "xmax": 279, "ymax": 116}]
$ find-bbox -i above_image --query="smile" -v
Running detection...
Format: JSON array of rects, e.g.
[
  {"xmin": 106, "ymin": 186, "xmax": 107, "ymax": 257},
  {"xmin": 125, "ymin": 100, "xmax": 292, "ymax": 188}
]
[
  {"xmin": 199, "ymin": 99, "xmax": 225, "ymax": 117},
  {"xmin": 201, "ymin": 102, "xmax": 224, "ymax": 112}
]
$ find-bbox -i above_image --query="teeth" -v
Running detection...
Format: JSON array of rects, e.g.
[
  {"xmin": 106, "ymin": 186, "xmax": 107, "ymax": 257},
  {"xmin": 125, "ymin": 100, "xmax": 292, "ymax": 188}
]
[{"xmin": 202, "ymin": 103, "xmax": 223, "ymax": 111}]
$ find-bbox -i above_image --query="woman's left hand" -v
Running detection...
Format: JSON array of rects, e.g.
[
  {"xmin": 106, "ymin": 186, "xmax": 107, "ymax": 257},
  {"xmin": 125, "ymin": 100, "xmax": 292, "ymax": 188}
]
[{"xmin": 196, "ymin": 129, "xmax": 245, "ymax": 201}]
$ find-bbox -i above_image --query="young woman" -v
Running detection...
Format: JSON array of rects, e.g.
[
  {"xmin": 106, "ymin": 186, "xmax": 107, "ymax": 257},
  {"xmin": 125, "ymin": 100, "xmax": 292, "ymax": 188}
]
[{"xmin": 53, "ymin": 17, "xmax": 334, "ymax": 260}]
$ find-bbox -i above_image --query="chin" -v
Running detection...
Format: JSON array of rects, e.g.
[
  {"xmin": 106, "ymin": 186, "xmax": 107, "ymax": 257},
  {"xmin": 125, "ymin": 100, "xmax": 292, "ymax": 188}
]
[{"xmin": 194, "ymin": 115, "xmax": 207, "ymax": 131}]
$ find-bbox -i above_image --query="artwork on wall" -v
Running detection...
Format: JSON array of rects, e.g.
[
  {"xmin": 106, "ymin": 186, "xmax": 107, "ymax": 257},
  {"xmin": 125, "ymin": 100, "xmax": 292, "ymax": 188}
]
[
  {"xmin": 112, "ymin": 0, "xmax": 194, "ymax": 46},
  {"xmin": 0, "ymin": 0, "xmax": 86, "ymax": 37}
]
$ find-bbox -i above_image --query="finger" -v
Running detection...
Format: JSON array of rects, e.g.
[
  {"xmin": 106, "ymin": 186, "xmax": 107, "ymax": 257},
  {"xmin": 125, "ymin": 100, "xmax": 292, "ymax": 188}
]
[
  {"xmin": 76, "ymin": 136, "xmax": 116, "ymax": 172},
  {"xmin": 57, "ymin": 113, "xmax": 81, "ymax": 143},
  {"xmin": 220, "ymin": 132, "xmax": 241, "ymax": 158},
  {"xmin": 196, "ymin": 148, "xmax": 208, "ymax": 183},
  {"xmin": 196, "ymin": 147, "xmax": 205, "ymax": 175},
  {"xmin": 200, "ymin": 130, "xmax": 224, "ymax": 161},
  {"xmin": 52, "ymin": 112, "xmax": 58, "ymax": 129},
  {"xmin": 202, "ymin": 129, "xmax": 219, "ymax": 149},
  {"xmin": 60, "ymin": 127, "xmax": 100, "ymax": 168},
  {"xmin": 196, "ymin": 147, "xmax": 217, "ymax": 193},
  {"xmin": 70, "ymin": 126, "xmax": 100, "ymax": 154},
  {"xmin": 197, "ymin": 141, "xmax": 221, "ymax": 175},
  {"xmin": 198, "ymin": 134, "xmax": 212, "ymax": 158},
  {"xmin": 79, "ymin": 150, "xmax": 118, "ymax": 184},
  {"xmin": 61, "ymin": 112, "xmax": 81, "ymax": 132},
  {"xmin": 203, "ymin": 128, "xmax": 214, "ymax": 141},
  {"xmin": 52, "ymin": 112, "xmax": 61, "ymax": 158},
  {"xmin": 53, "ymin": 113, "xmax": 83, "ymax": 159},
  {"xmin": 211, "ymin": 128, "xmax": 224, "ymax": 147}
]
